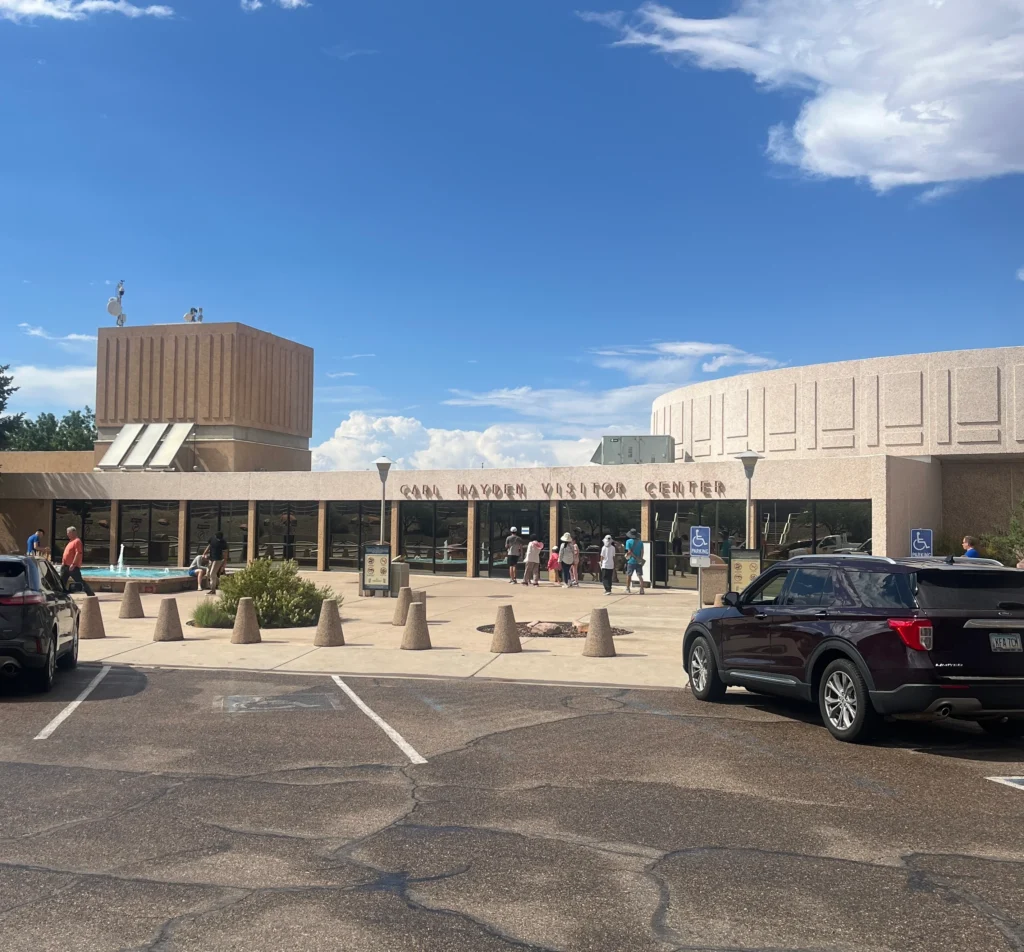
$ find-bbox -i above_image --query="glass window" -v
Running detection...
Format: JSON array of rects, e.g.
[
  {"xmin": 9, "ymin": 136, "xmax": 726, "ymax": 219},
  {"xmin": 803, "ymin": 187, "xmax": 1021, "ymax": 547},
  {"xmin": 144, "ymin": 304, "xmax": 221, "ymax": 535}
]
[
  {"xmin": 401, "ymin": 501, "xmax": 434, "ymax": 573},
  {"xmin": 53, "ymin": 500, "xmax": 111, "ymax": 565},
  {"xmin": 485, "ymin": 502, "xmax": 547, "ymax": 577},
  {"xmin": 759, "ymin": 501, "xmax": 816, "ymax": 562},
  {"xmin": 118, "ymin": 501, "xmax": 178, "ymax": 566},
  {"xmin": 759, "ymin": 501, "xmax": 872, "ymax": 563},
  {"xmin": 783, "ymin": 569, "xmax": 833, "ymax": 607},
  {"xmin": 837, "ymin": 570, "xmax": 917, "ymax": 609},
  {"xmin": 189, "ymin": 502, "xmax": 249, "ymax": 564},
  {"xmin": 435, "ymin": 503, "xmax": 469, "ymax": 574},
  {"xmin": 745, "ymin": 571, "xmax": 790, "ymax": 606},
  {"xmin": 291, "ymin": 502, "xmax": 319, "ymax": 568},
  {"xmin": 914, "ymin": 569, "xmax": 1024, "ymax": 611},
  {"xmin": 328, "ymin": 502, "xmax": 360, "ymax": 569}
]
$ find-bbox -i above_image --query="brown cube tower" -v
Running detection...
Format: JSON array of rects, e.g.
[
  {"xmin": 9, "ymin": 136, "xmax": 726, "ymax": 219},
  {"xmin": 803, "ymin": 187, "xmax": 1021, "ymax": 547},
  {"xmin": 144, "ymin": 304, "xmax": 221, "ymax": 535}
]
[{"xmin": 94, "ymin": 323, "xmax": 313, "ymax": 472}]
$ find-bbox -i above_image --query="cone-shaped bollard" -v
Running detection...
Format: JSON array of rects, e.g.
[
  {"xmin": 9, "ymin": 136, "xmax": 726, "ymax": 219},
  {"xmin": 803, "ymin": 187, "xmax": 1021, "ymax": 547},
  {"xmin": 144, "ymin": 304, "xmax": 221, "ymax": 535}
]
[
  {"xmin": 231, "ymin": 597, "xmax": 262, "ymax": 644},
  {"xmin": 412, "ymin": 590, "xmax": 427, "ymax": 614},
  {"xmin": 490, "ymin": 604, "xmax": 522, "ymax": 654},
  {"xmin": 392, "ymin": 586, "xmax": 414, "ymax": 626},
  {"xmin": 118, "ymin": 580, "xmax": 144, "ymax": 619},
  {"xmin": 153, "ymin": 598, "xmax": 184, "ymax": 642},
  {"xmin": 401, "ymin": 601, "xmax": 431, "ymax": 650},
  {"xmin": 314, "ymin": 598, "xmax": 345, "ymax": 647},
  {"xmin": 582, "ymin": 607, "xmax": 616, "ymax": 658},
  {"xmin": 79, "ymin": 595, "xmax": 106, "ymax": 640}
]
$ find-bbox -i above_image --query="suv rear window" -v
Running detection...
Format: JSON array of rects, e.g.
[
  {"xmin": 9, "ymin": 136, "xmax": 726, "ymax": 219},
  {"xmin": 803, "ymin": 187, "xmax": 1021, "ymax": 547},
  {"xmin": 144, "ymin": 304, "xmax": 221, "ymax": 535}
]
[
  {"xmin": 0, "ymin": 561, "xmax": 30, "ymax": 593},
  {"xmin": 838, "ymin": 570, "xmax": 918, "ymax": 609},
  {"xmin": 915, "ymin": 569, "xmax": 1024, "ymax": 611}
]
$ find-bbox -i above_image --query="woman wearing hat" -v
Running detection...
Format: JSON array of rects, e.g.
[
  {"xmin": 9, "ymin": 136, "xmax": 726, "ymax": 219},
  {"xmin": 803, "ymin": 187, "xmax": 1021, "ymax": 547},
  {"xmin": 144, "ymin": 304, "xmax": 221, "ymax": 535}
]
[
  {"xmin": 557, "ymin": 532, "xmax": 576, "ymax": 588},
  {"xmin": 599, "ymin": 535, "xmax": 617, "ymax": 595}
]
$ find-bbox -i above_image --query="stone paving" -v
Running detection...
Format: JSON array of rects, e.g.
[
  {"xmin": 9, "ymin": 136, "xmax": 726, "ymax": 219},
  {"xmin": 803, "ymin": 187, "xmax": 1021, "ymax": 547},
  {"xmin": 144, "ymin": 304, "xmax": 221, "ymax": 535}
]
[{"xmin": 78, "ymin": 572, "xmax": 695, "ymax": 689}]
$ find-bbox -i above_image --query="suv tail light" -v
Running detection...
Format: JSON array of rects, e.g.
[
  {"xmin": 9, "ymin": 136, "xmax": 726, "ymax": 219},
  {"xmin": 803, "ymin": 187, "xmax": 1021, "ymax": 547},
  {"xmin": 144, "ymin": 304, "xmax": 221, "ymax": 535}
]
[
  {"xmin": 0, "ymin": 592, "xmax": 46, "ymax": 606},
  {"xmin": 889, "ymin": 618, "xmax": 933, "ymax": 652}
]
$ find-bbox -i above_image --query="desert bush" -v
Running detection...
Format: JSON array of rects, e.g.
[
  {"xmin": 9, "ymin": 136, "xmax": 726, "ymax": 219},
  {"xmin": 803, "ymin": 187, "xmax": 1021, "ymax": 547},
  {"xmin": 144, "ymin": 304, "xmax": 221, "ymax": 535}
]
[
  {"xmin": 216, "ymin": 559, "xmax": 336, "ymax": 628},
  {"xmin": 190, "ymin": 600, "xmax": 234, "ymax": 629}
]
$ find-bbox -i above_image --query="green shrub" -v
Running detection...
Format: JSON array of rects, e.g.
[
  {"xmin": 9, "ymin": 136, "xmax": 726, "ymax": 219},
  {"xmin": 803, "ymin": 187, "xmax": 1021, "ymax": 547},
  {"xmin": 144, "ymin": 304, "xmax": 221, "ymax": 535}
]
[
  {"xmin": 191, "ymin": 600, "xmax": 234, "ymax": 629},
  {"xmin": 216, "ymin": 559, "xmax": 336, "ymax": 628}
]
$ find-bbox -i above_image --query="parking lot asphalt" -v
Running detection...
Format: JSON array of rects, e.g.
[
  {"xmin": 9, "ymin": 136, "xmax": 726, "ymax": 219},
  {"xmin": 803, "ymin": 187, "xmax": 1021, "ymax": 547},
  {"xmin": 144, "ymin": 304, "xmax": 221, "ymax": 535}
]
[{"xmin": 2, "ymin": 664, "xmax": 1024, "ymax": 951}]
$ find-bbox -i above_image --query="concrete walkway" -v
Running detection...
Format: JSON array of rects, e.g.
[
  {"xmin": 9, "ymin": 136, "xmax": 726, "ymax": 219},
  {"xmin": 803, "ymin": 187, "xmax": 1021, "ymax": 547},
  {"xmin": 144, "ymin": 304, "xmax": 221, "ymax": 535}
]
[{"xmin": 78, "ymin": 572, "xmax": 694, "ymax": 689}]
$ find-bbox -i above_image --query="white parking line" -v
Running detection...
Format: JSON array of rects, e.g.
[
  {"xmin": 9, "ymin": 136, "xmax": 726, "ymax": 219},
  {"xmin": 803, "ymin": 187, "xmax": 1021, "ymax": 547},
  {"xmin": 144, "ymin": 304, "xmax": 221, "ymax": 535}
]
[
  {"xmin": 331, "ymin": 675, "xmax": 427, "ymax": 765},
  {"xmin": 34, "ymin": 666, "xmax": 112, "ymax": 741},
  {"xmin": 987, "ymin": 777, "xmax": 1024, "ymax": 791}
]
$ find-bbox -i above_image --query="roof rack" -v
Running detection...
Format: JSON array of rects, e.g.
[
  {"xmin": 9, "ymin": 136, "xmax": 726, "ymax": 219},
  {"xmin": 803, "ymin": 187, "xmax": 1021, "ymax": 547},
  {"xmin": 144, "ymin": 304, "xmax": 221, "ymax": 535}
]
[{"xmin": 784, "ymin": 554, "xmax": 898, "ymax": 565}]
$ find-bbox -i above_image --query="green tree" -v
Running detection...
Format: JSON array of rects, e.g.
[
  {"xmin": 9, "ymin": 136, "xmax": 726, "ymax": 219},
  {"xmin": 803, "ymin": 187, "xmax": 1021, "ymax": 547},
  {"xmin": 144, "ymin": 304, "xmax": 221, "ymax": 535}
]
[
  {"xmin": 8, "ymin": 406, "xmax": 97, "ymax": 451},
  {"xmin": 0, "ymin": 365, "xmax": 23, "ymax": 451},
  {"xmin": 982, "ymin": 497, "xmax": 1024, "ymax": 567}
]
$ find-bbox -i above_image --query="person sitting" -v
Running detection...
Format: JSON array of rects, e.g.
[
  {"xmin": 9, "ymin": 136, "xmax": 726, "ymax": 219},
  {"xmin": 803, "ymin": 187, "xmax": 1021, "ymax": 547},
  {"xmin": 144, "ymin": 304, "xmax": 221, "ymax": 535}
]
[{"xmin": 188, "ymin": 552, "xmax": 210, "ymax": 590}]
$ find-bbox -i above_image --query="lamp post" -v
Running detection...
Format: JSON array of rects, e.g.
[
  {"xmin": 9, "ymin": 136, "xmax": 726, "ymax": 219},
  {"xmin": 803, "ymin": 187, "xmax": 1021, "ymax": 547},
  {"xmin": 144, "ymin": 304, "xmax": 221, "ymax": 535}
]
[
  {"xmin": 374, "ymin": 457, "xmax": 393, "ymax": 545},
  {"xmin": 735, "ymin": 450, "xmax": 764, "ymax": 549}
]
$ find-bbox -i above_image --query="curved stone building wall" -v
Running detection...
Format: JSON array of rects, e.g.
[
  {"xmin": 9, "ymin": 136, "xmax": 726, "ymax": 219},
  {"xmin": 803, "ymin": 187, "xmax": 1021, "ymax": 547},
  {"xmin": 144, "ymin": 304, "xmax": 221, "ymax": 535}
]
[{"xmin": 651, "ymin": 346, "xmax": 1024, "ymax": 462}]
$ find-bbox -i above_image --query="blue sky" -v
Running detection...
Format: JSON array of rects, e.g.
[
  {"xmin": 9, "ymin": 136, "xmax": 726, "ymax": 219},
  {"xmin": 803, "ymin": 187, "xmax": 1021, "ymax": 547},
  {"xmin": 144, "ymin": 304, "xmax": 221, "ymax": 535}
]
[{"xmin": 2, "ymin": 0, "xmax": 1022, "ymax": 470}]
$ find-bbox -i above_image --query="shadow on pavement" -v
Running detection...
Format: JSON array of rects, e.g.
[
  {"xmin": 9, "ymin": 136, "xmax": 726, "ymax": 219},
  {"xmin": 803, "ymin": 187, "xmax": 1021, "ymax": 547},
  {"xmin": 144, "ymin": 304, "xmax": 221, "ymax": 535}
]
[{"xmin": 0, "ymin": 663, "xmax": 148, "ymax": 704}]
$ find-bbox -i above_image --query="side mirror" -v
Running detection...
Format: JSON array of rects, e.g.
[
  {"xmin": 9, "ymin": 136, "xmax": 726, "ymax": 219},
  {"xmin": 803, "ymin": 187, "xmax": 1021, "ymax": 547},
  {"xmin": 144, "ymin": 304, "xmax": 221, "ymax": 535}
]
[{"xmin": 722, "ymin": 591, "xmax": 740, "ymax": 608}]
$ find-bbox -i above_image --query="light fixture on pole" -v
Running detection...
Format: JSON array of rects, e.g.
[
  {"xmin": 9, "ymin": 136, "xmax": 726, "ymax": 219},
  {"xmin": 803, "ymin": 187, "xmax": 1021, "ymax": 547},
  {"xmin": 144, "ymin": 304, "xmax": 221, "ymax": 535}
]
[
  {"xmin": 734, "ymin": 449, "xmax": 764, "ymax": 549},
  {"xmin": 374, "ymin": 457, "xmax": 393, "ymax": 545}
]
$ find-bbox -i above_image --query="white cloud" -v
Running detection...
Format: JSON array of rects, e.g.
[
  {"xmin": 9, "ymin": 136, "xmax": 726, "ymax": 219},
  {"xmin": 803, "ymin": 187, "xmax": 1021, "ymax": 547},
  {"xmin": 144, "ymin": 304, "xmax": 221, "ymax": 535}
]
[
  {"xmin": 241, "ymin": 0, "xmax": 307, "ymax": 10},
  {"xmin": 584, "ymin": 1, "xmax": 1024, "ymax": 193},
  {"xmin": 7, "ymin": 365, "xmax": 97, "ymax": 414},
  {"xmin": 240, "ymin": 0, "xmax": 261, "ymax": 9},
  {"xmin": 326, "ymin": 371, "xmax": 357, "ymax": 379},
  {"xmin": 342, "ymin": 353, "xmax": 376, "ymax": 360},
  {"xmin": 18, "ymin": 323, "xmax": 97, "ymax": 352},
  {"xmin": 592, "ymin": 341, "xmax": 779, "ymax": 382},
  {"xmin": 1017, "ymin": 267, "xmax": 1024, "ymax": 282},
  {"xmin": 0, "ymin": 0, "xmax": 173, "ymax": 21},
  {"xmin": 324, "ymin": 46, "xmax": 378, "ymax": 61},
  {"xmin": 312, "ymin": 412, "xmax": 596, "ymax": 472}
]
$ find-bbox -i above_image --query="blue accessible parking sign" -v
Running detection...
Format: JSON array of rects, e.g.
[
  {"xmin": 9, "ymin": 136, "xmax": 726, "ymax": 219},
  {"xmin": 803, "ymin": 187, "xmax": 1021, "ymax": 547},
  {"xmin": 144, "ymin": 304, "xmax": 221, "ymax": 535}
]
[
  {"xmin": 910, "ymin": 528, "xmax": 933, "ymax": 557},
  {"xmin": 690, "ymin": 525, "xmax": 712, "ymax": 568}
]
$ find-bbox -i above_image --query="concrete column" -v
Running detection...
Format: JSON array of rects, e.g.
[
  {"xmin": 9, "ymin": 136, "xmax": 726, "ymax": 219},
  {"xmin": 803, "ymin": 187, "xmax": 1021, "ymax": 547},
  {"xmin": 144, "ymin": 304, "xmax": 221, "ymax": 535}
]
[
  {"xmin": 177, "ymin": 502, "xmax": 188, "ymax": 568},
  {"xmin": 466, "ymin": 500, "xmax": 478, "ymax": 578},
  {"xmin": 390, "ymin": 501, "xmax": 401, "ymax": 553},
  {"xmin": 317, "ymin": 499, "xmax": 328, "ymax": 572},
  {"xmin": 247, "ymin": 500, "xmax": 257, "ymax": 563},
  {"xmin": 548, "ymin": 500, "xmax": 559, "ymax": 549},
  {"xmin": 640, "ymin": 499, "xmax": 653, "ymax": 541},
  {"xmin": 109, "ymin": 502, "xmax": 120, "ymax": 565}
]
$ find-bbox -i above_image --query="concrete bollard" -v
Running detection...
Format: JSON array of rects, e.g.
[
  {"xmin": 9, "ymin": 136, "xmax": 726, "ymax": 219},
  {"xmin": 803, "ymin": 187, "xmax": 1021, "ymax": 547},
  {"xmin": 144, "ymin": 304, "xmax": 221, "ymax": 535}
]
[
  {"xmin": 79, "ymin": 595, "xmax": 106, "ymax": 640},
  {"xmin": 231, "ymin": 597, "xmax": 262, "ymax": 645},
  {"xmin": 153, "ymin": 598, "xmax": 184, "ymax": 642},
  {"xmin": 392, "ymin": 586, "xmax": 414, "ymax": 626},
  {"xmin": 582, "ymin": 607, "xmax": 616, "ymax": 658},
  {"xmin": 314, "ymin": 598, "xmax": 345, "ymax": 647},
  {"xmin": 412, "ymin": 590, "xmax": 427, "ymax": 614},
  {"xmin": 490, "ymin": 604, "xmax": 522, "ymax": 654},
  {"xmin": 390, "ymin": 562, "xmax": 410, "ymax": 596},
  {"xmin": 118, "ymin": 580, "xmax": 145, "ymax": 619},
  {"xmin": 401, "ymin": 601, "xmax": 431, "ymax": 650}
]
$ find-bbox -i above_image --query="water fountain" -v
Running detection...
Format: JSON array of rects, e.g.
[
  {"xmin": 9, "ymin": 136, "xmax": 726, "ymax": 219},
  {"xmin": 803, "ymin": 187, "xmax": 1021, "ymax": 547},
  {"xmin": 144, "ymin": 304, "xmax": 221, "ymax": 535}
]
[{"xmin": 117, "ymin": 545, "xmax": 125, "ymax": 575}]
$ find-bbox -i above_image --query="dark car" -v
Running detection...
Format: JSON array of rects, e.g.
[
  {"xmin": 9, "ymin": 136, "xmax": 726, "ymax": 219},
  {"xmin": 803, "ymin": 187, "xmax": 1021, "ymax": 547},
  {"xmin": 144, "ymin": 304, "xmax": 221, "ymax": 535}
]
[
  {"xmin": 682, "ymin": 554, "xmax": 1024, "ymax": 742},
  {"xmin": 0, "ymin": 556, "xmax": 79, "ymax": 692}
]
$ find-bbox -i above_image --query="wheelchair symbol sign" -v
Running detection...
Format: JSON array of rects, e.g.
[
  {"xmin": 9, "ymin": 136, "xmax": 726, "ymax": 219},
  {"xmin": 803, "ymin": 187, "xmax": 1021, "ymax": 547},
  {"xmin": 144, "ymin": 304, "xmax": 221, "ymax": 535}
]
[
  {"xmin": 911, "ymin": 529, "xmax": 933, "ymax": 557},
  {"xmin": 690, "ymin": 526, "xmax": 712, "ymax": 559}
]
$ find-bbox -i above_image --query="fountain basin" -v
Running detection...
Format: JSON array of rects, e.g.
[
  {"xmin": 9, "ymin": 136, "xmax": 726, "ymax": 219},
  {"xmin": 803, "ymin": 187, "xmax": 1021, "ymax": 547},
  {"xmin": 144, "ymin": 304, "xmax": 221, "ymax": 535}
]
[{"xmin": 82, "ymin": 567, "xmax": 195, "ymax": 594}]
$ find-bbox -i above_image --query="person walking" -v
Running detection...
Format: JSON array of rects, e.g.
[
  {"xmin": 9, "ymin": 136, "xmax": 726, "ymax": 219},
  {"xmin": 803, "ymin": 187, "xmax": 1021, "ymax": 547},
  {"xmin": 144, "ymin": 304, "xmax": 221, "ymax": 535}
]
[
  {"xmin": 505, "ymin": 527, "xmax": 525, "ymax": 583},
  {"xmin": 204, "ymin": 530, "xmax": 229, "ymax": 594},
  {"xmin": 624, "ymin": 528, "xmax": 645, "ymax": 595},
  {"xmin": 600, "ymin": 534, "xmax": 616, "ymax": 595},
  {"xmin": 60, "ymin": 526, "xmax": 95, "ymax": 596},
  {"xmin": 523, "ymin": 536, "xmax": 543, "ymax": 586},
  {"xmin": 962, "ymin": 536, "xmax": 980, "ymax": 559},
  {"xmin": 570, "ymin": 533, "xmax": 581, "ymax": 587},
  {"xmin": 558, "ymin": 532, "xmax": 575, "ymax": 588}
]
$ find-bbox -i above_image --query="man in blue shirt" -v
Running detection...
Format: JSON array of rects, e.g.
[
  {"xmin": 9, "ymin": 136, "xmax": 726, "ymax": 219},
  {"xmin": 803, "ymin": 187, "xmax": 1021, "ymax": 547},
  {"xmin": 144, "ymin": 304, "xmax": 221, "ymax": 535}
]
[
  {"xmin": 624, "ymin": 529, "xmax": 645, "ymax": 595},
  {"xmin": 26, "ymin": 528, "xmax": 46, "ymax": 558},
  {"xmin": 962, "ymin": 535, "xmax": 980, "ymax": 558}
]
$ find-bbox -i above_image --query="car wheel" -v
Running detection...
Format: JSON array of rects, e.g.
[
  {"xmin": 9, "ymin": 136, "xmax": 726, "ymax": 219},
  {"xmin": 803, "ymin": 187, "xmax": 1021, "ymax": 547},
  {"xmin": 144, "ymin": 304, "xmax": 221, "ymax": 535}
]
[
  {"xmin": 688, "ymin": 635, "xmax": 726, "ymax": 702},
  {"xmin": 31, "ymin": 633, "xmax": 57, "ymax": 693},
  {"xmin": 818, "ymin": 658, "xmax": 880, "ymax": 743},
  {"xmin": 57, "ymin": 619, "xmax": 79, "ymax": 671},
  {"xmin": 980, "ymin": 718, "xmax": 1024, "ymax": 739}
]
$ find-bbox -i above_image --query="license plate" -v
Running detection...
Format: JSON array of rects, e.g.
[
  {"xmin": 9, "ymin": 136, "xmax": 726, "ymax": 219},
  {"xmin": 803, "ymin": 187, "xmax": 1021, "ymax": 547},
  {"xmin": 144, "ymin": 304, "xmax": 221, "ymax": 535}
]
[{"xmin": 990, "ymin": 633, "xmax": 1023, "ymax": 653}]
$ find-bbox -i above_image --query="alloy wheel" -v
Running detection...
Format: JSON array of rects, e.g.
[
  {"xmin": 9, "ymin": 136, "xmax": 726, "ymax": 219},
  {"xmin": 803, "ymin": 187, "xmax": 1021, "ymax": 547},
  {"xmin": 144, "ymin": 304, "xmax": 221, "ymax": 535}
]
[
  {"xmin": 691, "ymin": 643, "xmax": 709, "ymax": 693},
  {"xmin": 823, "ymin": 670, "xmax": 857, "ymax": 731}
]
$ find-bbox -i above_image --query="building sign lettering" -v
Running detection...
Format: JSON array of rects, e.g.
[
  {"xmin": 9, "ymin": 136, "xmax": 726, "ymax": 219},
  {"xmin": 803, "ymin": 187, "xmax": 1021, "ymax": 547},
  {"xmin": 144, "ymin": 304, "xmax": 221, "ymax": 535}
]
[{"xmin": 644, "ymin": 480, "xmax": 726, "ymax": 498}]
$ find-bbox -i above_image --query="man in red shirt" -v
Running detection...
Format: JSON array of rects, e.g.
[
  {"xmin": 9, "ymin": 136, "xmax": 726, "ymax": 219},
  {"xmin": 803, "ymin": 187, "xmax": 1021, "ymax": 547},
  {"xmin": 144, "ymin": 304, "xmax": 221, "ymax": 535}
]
[{"xmin": 60, "ymin": 526, "xmax": 94, "ymax": 596}]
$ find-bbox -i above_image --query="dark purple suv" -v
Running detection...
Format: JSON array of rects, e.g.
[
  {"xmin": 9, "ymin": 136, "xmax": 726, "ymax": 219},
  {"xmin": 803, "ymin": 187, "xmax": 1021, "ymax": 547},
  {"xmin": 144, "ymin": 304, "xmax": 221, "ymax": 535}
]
[{"xmin": 682, "ymin": 555, "xmax": 1024, "ymax": 742}]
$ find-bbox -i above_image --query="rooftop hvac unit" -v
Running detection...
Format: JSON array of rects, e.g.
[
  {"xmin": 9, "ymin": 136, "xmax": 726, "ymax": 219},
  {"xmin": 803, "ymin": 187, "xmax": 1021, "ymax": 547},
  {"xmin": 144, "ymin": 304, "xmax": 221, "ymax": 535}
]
[{"xmin": 590, "ymin": 435, "xmax": 676, "ymax": 465}]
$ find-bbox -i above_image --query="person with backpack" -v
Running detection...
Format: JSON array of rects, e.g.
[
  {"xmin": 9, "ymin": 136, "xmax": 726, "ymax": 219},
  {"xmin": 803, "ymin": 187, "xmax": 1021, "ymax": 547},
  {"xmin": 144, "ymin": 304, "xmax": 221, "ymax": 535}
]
[{"xmin": 624, "ymin": 528, "xmax": 645, "ymax": 595}]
